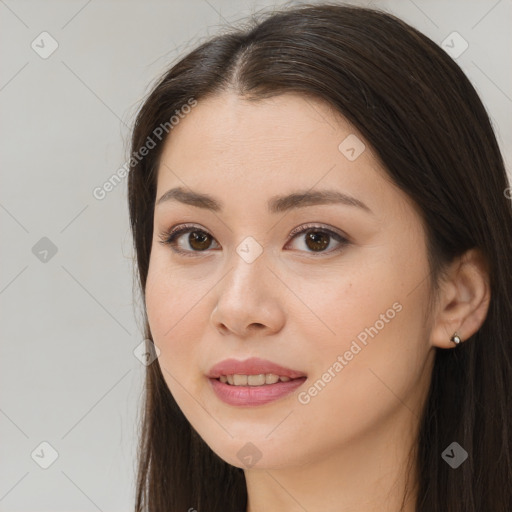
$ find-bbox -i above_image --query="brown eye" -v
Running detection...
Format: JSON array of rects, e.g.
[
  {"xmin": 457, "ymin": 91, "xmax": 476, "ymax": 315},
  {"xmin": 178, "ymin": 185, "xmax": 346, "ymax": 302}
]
[
  {"xmin": 187, "ymin": 231, "xmax": 213, "ymax": 251},
  {"xmin": 159, "ymin": 226, "xmax": 219, "ymax": 256},
  {"xmin": 304, "ymin": 230, "xmax": 330, "ymax": 252},
  {"xmin": 286, "ymin": 224, "xmax": 349, "ymax": 255}
]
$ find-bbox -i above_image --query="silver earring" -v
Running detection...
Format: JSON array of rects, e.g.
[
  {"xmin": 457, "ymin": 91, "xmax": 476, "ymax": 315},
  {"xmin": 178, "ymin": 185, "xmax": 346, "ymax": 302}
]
[{"xmin": 450, "ymin": 332, "xmax": 462, "ymax": 345}]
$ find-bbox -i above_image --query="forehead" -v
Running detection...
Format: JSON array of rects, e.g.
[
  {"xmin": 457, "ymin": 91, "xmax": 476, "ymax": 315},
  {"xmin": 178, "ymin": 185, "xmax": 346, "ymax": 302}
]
[
  {"xmin": 154, "ymin": 91, "xmax": 410, "ymax": 221},
  {"xmin": 160, "ymin": 92, "xmax": 352, "ymax": 163}
]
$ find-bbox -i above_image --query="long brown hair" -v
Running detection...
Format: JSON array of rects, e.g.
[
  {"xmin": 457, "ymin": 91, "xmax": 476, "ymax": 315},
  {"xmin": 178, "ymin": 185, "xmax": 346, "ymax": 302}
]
[{"xmin": 127, "ymin": 3, "xmax": 512, "ymax": 511}]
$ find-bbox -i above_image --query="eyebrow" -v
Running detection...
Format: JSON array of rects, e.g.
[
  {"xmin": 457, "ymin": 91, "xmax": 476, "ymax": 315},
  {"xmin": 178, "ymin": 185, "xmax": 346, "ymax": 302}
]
[{"xmin": 155, "ymin": 186, "xmax": 373, "ymax": 215}]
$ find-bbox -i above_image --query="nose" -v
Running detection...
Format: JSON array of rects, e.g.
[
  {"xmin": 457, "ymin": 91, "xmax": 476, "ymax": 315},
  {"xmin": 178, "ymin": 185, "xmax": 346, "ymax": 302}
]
[{"xmin": 210, "ymin": 247, "xmax": 286, "ymax": 338}]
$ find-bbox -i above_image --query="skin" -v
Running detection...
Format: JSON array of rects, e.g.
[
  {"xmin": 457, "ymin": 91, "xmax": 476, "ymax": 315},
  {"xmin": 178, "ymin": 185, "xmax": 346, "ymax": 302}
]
[{"xmin": 144, "ymin": 91, "xmax": 490, "ymax": 512}]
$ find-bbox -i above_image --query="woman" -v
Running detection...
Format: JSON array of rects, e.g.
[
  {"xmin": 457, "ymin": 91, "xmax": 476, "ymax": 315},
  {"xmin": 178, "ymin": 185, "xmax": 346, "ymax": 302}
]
[{"xmin": 127, "ymin": 3, "xmax": 512, "ymax": 511}]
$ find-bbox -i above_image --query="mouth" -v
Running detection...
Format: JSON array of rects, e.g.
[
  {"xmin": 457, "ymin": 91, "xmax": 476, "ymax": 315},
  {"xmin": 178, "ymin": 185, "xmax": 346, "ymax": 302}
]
[
  {"xmin": 217, "ymin": 373, "xmax": 300, "ymax": 385},
  {"xmin": 207, "ymin": 357, "xmax": 307, "ymax": 406}
]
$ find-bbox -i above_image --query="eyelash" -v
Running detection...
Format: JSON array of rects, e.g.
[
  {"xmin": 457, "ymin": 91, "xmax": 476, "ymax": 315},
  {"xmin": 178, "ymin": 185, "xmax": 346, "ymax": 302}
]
[{"xmin": 157, "ymin": 223, "xmax": 350, "ymax": 258}]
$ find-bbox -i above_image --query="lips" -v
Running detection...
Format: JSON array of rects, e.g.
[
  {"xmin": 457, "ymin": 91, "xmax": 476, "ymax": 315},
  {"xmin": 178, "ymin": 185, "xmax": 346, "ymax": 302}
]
[
  {"xmin": 207, "ymin": 357, "xmax": 307, "ymax": 380},
  {"xmin": 207, "ymin": 357, "xmax": 307, "ymax": 406}
]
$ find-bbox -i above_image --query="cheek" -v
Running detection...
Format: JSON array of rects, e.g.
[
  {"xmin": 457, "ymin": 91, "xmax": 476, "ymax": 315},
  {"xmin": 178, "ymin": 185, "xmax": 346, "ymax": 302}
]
[
  {"xmin": 145, "ymin": 255, "xmax": 206, "ymax": 377},
  {"xmin": 310, "ymin": 260, "xmax": 427, "ymax": 435},
  {"xmin": 292, "ymin": 247, "xmax": 432, "ymax": 441},
  {"xmin": 144, "ymin": 251, "xmax": 238, "ymax": 430},
  {"xmin": 287, "ymin": 247, "xmax": 422, "ymax": 356}
]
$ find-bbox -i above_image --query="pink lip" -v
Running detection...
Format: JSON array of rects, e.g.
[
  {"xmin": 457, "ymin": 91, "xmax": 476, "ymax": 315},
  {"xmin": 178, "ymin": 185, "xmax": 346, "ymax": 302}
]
[
  {"xmin": 209, "ymin": 377, "xmax": 306, "ymax": 406},
  {"xmin": 207, "ymin": 357, "xmax": 307, "ymax": 406},
  {"xmin": 207, "ymin": 357, "xmax": 306, "ymax": 379}
]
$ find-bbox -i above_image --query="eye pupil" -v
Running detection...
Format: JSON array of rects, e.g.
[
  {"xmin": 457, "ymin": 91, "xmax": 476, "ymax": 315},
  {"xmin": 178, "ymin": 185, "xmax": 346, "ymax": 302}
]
[
  {"xmin": 306, "ymin": 231, "xmax": 330, "ymax": 252},
  {"xmin": 189, "ymin": 231, "xmax": 211, "ymax": 250}
]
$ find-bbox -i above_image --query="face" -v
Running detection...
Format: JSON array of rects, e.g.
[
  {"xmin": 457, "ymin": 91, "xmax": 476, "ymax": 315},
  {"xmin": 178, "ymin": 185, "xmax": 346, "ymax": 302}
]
[{"xmin": 145, "ymin": 91, "xmax": 436, "ymax": 470}]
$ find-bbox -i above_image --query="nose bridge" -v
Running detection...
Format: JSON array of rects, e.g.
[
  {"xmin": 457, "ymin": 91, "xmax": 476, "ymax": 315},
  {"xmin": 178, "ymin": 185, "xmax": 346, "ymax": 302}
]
[
  {"xmin": 214, "ymin": 232, "xmax": 282, "ymax": 327},
  {"xmin": 225, "ymin": 234, "xmax": 268, "ymax": 296}
]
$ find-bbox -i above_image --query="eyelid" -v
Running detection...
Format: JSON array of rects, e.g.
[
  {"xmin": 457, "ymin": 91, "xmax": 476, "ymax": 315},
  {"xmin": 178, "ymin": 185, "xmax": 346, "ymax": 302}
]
[
  {"xmin": 287, "ymin": 222, "xmax": 349, "ymax": 242},
  {"xmin": 157, "ymin": 223, "xmax": 219, "ymax": 257},
  {"xmin": 158, "ymin": 222, "xmax": 350, "ymax": 256}
]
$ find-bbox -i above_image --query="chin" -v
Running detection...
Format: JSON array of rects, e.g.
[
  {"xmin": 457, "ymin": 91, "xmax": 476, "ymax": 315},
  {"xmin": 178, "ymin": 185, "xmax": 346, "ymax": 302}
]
[{"xmin": 197, "ymin": 430, "xmax": 308, "ymax": 471}]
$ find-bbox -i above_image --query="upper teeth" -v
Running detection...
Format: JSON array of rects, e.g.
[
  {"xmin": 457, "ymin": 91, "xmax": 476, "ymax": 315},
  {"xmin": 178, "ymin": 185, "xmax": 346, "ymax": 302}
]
[{"xmin": 219, "ymin": 374, "xmax": 292, "ymax": 386}]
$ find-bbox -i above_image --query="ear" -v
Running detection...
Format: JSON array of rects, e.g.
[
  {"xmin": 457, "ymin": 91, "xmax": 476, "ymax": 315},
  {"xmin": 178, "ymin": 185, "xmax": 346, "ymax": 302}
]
[{"xmin": 430, "ymin": 248, "xmax": 491, "ymax": 349}]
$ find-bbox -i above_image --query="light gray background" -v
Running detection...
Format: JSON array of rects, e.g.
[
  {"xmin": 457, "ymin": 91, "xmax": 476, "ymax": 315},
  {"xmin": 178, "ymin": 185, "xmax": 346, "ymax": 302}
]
[{"xmin": 1, "ymin": 0, "xmax": 510, "ymax": 510}]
